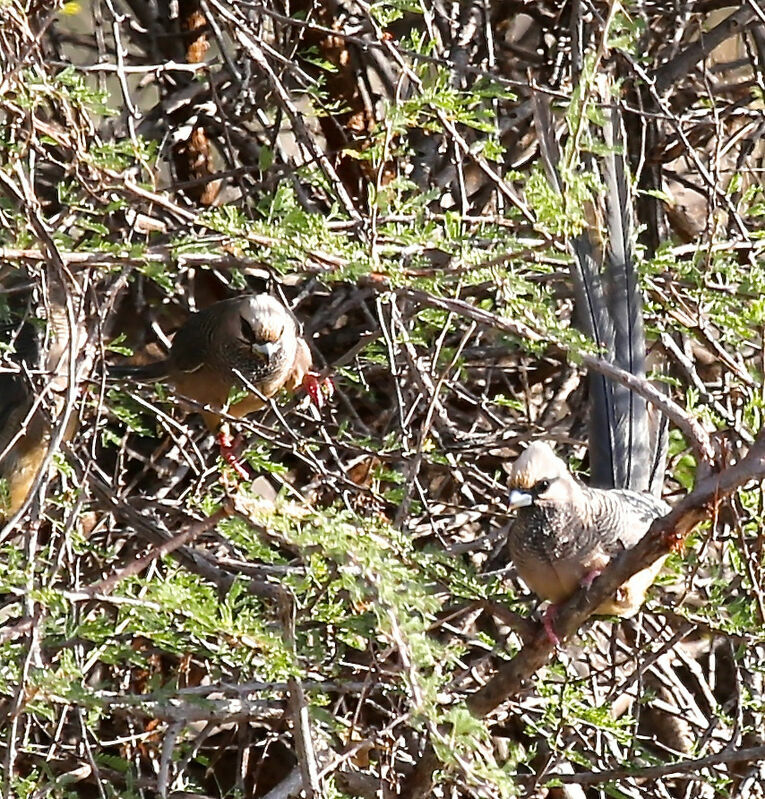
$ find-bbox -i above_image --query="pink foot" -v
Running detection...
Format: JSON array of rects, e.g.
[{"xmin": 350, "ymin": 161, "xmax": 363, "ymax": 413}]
[
  {"xmin": 581, "ymin": 569, "xmax": 602, "ymax": 590},
  {"xmin": 216, "ymin": 427, "xmax": 249, "ymax": 481},
  {"xmin": 302, "ymin": 371, "xmax": 334, "ymax": 410},
  {"xmin": 542, "ymin": 605, "xmax": 560, "ymax": 646}
]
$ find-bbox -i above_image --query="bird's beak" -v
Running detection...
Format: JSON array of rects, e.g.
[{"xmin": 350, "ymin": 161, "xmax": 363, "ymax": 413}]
[
  {"xmin": 253, "ymin": 341, "xmax": 279, "ymax": 360},
  {"xmin": 508, "ymin": 489, "xmax": 533, "ymax": 509}
]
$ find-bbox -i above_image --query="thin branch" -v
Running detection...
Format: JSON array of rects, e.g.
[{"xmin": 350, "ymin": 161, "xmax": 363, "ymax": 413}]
[
  {"xmin": 394, "ymin": 286, "xmax": 717, "ymax": 465},
  {"xmin": 544, "ymin": 743, "xmax": 765, "ymax": 786}
]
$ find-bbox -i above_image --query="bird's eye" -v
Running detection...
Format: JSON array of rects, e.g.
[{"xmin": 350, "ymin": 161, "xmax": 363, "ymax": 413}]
[
  {"xmin": 240, "ymin": 316, "xmax": 259, "ymax": 344},
  {"xmin": 535, "ymin": 479, "xmax": 551, "ymax": 493}
]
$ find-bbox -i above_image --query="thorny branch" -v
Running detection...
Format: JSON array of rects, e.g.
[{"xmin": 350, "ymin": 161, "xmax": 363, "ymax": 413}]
[{"xmin": 1, "ymin": 1, "xmax": 765, "ymax": 797}]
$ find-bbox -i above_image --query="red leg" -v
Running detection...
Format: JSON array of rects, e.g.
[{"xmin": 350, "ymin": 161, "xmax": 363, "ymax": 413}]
[
  {"xmin": 541, "ymin": 605, "xmax": 561, "ymax": 646},
  {"xmin": 302, "ymin": 371, "xmax": 334, "ymax": 409},
  {"xmin": 581, "ymin": 569, "xmax": 602, "ymax": 590},
  {"xmin": 539, "ymin": 571, "xmax": 603, "ymax": 646},
  {"xmin": 215, "ymin": 425, "xmax": 249, "ymax": 481}
]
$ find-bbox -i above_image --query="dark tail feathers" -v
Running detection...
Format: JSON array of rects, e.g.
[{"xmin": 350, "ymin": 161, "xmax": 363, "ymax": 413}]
[
  {"xmin": 533, "ymin": 95, "xmax": 666, "ymax": 495},
  {"xmin": 108, "ymin": 360, "xmax": 170, "ymax": 382}
]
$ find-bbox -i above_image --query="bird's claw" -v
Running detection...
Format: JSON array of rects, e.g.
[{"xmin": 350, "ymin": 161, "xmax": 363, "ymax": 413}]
[
  {"xmin": 302, "ymin": 371, "xmax": 334, "ymax": 410},
  {"xmin": 538, "ymin": 574, "xmax": 601, "ymax": 648}
]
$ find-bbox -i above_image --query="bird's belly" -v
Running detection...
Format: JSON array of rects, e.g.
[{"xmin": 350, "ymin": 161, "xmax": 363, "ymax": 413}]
[
  {"xmin": 508, "ymin": 507, "xmax": 592, "ymax": 603},
  {"xmin": 514, "ymin": 551, "xmax": 586, "ymax": 604},
  {"xmin": 172, "ymin": 367, "xmax": 230, "ymax": 408}
]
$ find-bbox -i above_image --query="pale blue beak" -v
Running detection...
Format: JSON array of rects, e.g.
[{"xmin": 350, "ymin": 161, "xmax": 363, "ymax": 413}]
[
  {"xmin": 253, "ymin": 341, "xmax": 279, "ymax": 360},
  {"xmin": 508, "ymin": 489, "xmax": 533, "ymax": 509}
]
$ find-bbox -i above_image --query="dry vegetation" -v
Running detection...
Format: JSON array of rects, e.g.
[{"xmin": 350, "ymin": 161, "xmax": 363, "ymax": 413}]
[{"xmin": 1, "ymin": 1, "xmax": 765, "ymax": 797}]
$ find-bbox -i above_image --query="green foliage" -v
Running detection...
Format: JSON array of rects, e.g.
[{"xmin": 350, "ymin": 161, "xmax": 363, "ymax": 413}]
[
  {"xmin": 1, "ymin": 1, "xmax": 762, "ymax": 796},
  {"xmin": 369, "ymin": 0, "xmax": 421, "ymax": 26},
  {"xmin": 106, "ymin": 389, "xmax": 159, "ymax": 438}
]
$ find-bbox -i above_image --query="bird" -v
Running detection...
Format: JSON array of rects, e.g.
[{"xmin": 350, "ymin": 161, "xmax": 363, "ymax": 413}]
[
  {"xmin": 0, "ymin": 293, "xmax": 79, "ymax": 520},
  {"xmin": 110, "ymin": 294, "xmax": 330, "ymax": 476},
  {"xmin": 0, "ymin": 326, "xmax": 48, "ymax": 518},
  {"xmin": 501, "ymin": 98, "xmax": 670, "ymax": 644},
  {"xmin": 505, "ymin": 441, "xmax": 669, "ymax": 643}
]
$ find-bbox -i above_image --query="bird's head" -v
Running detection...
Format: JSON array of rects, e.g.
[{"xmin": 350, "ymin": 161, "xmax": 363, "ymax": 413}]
[
  {"xmin": 237, "ymin": 295, "xmax": 295, "ymax": 363},
  {"xmin": 507, "ymin": 441, "xmax": 580, "ymax": 510}
]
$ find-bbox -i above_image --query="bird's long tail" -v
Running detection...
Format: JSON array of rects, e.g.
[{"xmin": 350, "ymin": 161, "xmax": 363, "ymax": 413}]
[
  {"xmin": 533, "ymin": 92, "xmax": 665, "ymax": 494},
  {"xmin": 108, "ymin": 360, "xmax": 170, "ymax": 382}
]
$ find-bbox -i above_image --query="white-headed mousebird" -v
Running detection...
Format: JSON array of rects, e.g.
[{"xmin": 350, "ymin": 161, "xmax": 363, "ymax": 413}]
[
  {"xmin": 506, "ymin": 441, "xmax": 668, "ymax": 643},
  {"xmin": 503, "ymin": 100, "xmax": 670, "ymax": 644},
  {"xmin": 110, "ymin": 294, "xmax": 332, "ymax": 478}
]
